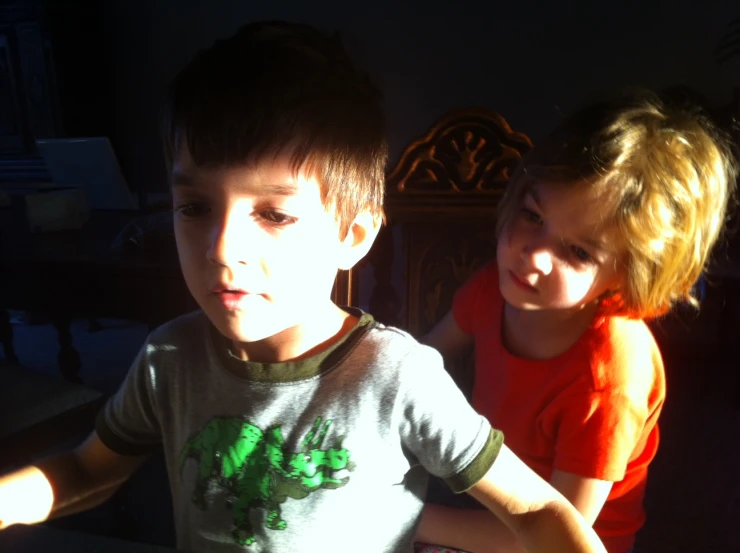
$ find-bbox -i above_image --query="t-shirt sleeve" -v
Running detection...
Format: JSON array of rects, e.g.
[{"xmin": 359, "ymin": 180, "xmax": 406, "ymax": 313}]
[
  {"xmin": 552, "ymin": 388, "xmax": 647, "ymax": 482},
  {"xmin": 552, "ymin": 324, "xmax": 660, "ymax": 482},
  {"xmin": 452, "ymin": 262, "xmax": 495, "ymax": 335},
  {"xmin": 397, "ymin": 344, "xmax": 504, "ymax": 493},
  {"xmin": 95, "ymin": 338, "xmax": 163, "ymax": 456}
]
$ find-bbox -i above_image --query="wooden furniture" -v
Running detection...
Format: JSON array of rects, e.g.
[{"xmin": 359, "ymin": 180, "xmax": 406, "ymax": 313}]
[{"xmin": 362, "ymin": 108, "xmax": 532, "ymax": 395}]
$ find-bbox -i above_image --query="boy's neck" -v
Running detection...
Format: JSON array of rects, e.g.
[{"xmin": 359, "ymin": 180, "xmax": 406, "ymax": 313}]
[
  {"xmin": 229, "ymin": 303, "xmax": 358, "ymax": 363},
  {"xmin": 502, "ymin": 301, "xmax": 600, "ymax": 360}
]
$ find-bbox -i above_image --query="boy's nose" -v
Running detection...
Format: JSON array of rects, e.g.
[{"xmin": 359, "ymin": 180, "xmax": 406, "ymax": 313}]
[{"xmin": 207, "ymin": 216, "xmax": 252, "ymax": 267}]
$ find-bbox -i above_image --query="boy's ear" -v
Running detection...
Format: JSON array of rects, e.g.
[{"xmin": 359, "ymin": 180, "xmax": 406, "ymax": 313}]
[{"xmin": 337, "ymin": 211, "xmax": 381, "ymax": 271}]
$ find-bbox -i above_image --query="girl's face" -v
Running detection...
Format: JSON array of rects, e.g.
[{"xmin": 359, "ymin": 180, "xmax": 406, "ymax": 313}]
[{"xmin": 497, "ymin": 183, "xmax": 626, "ymax": 313}]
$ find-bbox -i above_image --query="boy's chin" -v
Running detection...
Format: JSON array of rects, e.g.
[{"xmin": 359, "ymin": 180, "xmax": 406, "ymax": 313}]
[{"xmin": 210, "ymin": 312, "xmax": 296, "ymax": 344}]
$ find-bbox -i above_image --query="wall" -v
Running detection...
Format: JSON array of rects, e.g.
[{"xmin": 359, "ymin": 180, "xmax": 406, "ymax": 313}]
[{"xmin": 99, "ymin": 0, "xmax": 740, "ymax": 190}]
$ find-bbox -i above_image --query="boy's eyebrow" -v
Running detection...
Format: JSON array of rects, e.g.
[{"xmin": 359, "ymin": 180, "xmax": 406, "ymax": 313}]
[
  {"xmin": 170, "ymin": 171, "xmax": 300, "ymax": 196},
  {"xmin": 260, "ymin": 183, "xmax": 302, "ymax": 196},
  {"xmin": 171, "ymin": 171, "xmax": 198, "ymax": 188}
]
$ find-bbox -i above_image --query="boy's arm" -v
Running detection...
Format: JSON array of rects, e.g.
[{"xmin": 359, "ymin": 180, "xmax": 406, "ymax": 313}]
[
  {"xmin": 466, "ymin": 445, "xmax": 606, "ymax": 553},
  {"xmin": 416, "ymin": 470, "xmax": 613, "ymax": 553},
  {"xmin": 416, "ymin": 503, "xmax": 520, "ymax": 553},
  {"xmin": 0, "ymin": 431, "xmax": 148, "ymax": 529},
  {"xmin": 549, "ymin": 470, "xmax": 612, "ymax": 525}
]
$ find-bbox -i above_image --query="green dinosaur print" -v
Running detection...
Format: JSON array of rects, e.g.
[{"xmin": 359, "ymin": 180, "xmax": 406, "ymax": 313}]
[{"xmin": 180, "ymin": 416, "xmax": 355, "ymax": 546}]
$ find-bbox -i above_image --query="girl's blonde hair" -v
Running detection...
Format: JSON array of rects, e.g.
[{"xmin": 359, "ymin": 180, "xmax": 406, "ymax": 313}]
[{"xmin": 497, "ymin": 90, "xmax": 737, "ymax": 319}]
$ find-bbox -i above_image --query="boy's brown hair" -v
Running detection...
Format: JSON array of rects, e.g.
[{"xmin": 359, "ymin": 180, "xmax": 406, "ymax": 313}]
[
  {"xmin": 162, "ymin": 21, "xmax": 387, "ymax": 237},
  {"xmin": 497, "ymin": 89, "xmax": 738, "ymax": 318}
]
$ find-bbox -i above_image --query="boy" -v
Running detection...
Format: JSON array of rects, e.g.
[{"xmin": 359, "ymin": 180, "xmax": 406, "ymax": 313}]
[{"xmin": 0, "ymin": 21, "xmax": 605, "ymax": 553}]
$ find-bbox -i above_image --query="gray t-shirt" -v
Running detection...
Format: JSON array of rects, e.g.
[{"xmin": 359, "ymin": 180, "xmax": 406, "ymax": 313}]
[{"xmin": 97, "ymin": 310, "xmax": 502, "ymax": 553}]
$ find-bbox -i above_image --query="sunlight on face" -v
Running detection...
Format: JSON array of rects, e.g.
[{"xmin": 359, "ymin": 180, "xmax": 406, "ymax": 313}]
[
  {"xmin": 496, "ymin": 183, "xmax": 625, "ymax": 312},
  {"xmin": 171, "ymin": 148, "xmax": 346, "ymax": 348}
]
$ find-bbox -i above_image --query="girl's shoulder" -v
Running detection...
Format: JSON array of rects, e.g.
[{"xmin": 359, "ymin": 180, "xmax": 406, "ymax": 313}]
[
  {"xmin": 460, "ymin": 259, "xmax": 500, "ymax": 297},
  {"xmin": 580, "ymin": 315, "xmax": 664, "ymax": 394}
]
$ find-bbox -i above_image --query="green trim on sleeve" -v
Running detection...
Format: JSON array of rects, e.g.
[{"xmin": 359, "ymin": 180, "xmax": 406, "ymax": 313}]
[
  {"xmin": 444, "ymin": 428, "xmax": 504, "ymax": 493},
  {"xmin": 95, "ymin": 405, "xmax": 160, "ymax": 457}
]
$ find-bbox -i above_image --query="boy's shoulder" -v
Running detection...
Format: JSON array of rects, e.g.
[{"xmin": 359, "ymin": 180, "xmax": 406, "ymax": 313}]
[
  {"xmin": 359, "ymin": 317, "xmax": 444, "ymax": 371},
  {"xmin": 148, "ymin": 309, "xmax": 212, "ymax": 347}
]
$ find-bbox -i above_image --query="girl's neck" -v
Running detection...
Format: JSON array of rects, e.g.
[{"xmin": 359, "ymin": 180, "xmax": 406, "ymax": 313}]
[{"xmin": 502, "ymin": 300, "xmax": 601, "ymax": 360}]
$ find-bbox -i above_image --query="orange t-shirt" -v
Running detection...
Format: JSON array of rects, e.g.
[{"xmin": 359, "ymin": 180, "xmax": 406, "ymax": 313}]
[{"xmin": 453, "ymin": 261, "xmax": 665, "ymax": 553}]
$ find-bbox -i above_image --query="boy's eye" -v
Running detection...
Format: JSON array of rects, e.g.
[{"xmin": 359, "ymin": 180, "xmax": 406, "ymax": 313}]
[
  {"xmin": 175, "ymin": 202, "xmax": 210, "ymax": 218},
  {"xmin": 521, "ymin": 208, "xmax": 542, "ymax": 224},
  {"xmin": 570, "ymin": 245, "xmax": 593, "ymax": 263},
  {"xmin": 260, "ymin": 210, "xmax": 297, "ymax": 226}
]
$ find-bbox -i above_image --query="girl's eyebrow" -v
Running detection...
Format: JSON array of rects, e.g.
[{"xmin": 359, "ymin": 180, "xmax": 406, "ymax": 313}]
[
  {"xmin": 526, "ymin": 189, "xmax": 543, "ymax": 210},
  {"xmin": 527, "ymin": 187, "xmax": 609, "ymax": 253},
  {"xmin": 580, "ymin": 234, "xmax": 607, "ymax": 253}
]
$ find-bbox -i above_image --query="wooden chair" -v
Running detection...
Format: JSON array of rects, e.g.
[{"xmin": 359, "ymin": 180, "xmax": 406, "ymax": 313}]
[{"xmin": 363, "ymin": 107, "xmax": 531, "ymax": 396}]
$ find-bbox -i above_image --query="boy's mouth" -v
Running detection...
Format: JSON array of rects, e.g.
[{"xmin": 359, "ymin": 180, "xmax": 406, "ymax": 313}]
[
  {"xmin": 212, "ymin": 283, "xmax": 249, "ymax": 295},
  {"xmin": 213, "ymin": 288, "xmax": 252, "ymax": 310},
  {"xmin": 215, "ymin": 288, "xmax": 247, "ymax": 294}
]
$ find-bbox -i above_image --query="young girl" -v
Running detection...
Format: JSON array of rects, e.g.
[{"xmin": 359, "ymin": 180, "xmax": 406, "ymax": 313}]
[{"xmin": 415, "ymin": 90, "xmax": 737, "ymax": 553}]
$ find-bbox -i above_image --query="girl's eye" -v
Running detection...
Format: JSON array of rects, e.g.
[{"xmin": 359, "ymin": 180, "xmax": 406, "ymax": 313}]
[
  {"xmin": 175, "ymin": 202, "xmax": 210, "ymax": 218},
  {"xmin": 571, "ymin": 245, "xmax": 593, "ymax": 263},
  {"xmin": 261, "ymin": 210, "xmax": 297, "ymax": 226},
  {"xmin": 521, "ymin": 208, "xmax": 542, "ymax": 224}
]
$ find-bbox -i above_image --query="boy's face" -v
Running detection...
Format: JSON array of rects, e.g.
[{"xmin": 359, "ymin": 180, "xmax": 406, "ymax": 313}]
[
  {"xmin": 496, "ymin": 182, "xmax": 625, "ymax": 312},
  {"xmin": 171, "ymin": 147, "xmax": 370, "ymax": 351}
]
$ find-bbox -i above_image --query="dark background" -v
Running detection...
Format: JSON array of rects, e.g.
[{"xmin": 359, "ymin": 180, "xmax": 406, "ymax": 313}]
[{"xmin": 3, "ymin": 0, "xmax": 739, "ymax": 190}]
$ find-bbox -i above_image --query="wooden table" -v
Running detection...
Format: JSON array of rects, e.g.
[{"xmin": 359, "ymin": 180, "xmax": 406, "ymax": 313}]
[
  {"xmin": 0, "ymin": 197, "xmax": 198, "ymax": 381},
  {"xmin": 0, "ymin": 364, "xmax": 105, "ymax": 469},
  {"xmin": 0, "ymin": 524, "xmax": 185, "ymax": 553}
]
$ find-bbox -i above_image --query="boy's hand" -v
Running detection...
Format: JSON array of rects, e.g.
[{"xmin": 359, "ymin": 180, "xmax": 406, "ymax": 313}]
[
  {"xmin": 0, "ymin": 466, "xmax": 55, "ymax": 529},
  {"xmin": 0, "ymin": 431, "xmax": 148, "ymax": 528}
]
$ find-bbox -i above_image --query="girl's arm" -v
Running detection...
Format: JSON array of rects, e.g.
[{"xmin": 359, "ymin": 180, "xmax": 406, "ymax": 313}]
[{"xmin": 422, "ymin": 310, "xmax": 474, "ymax": 358}]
